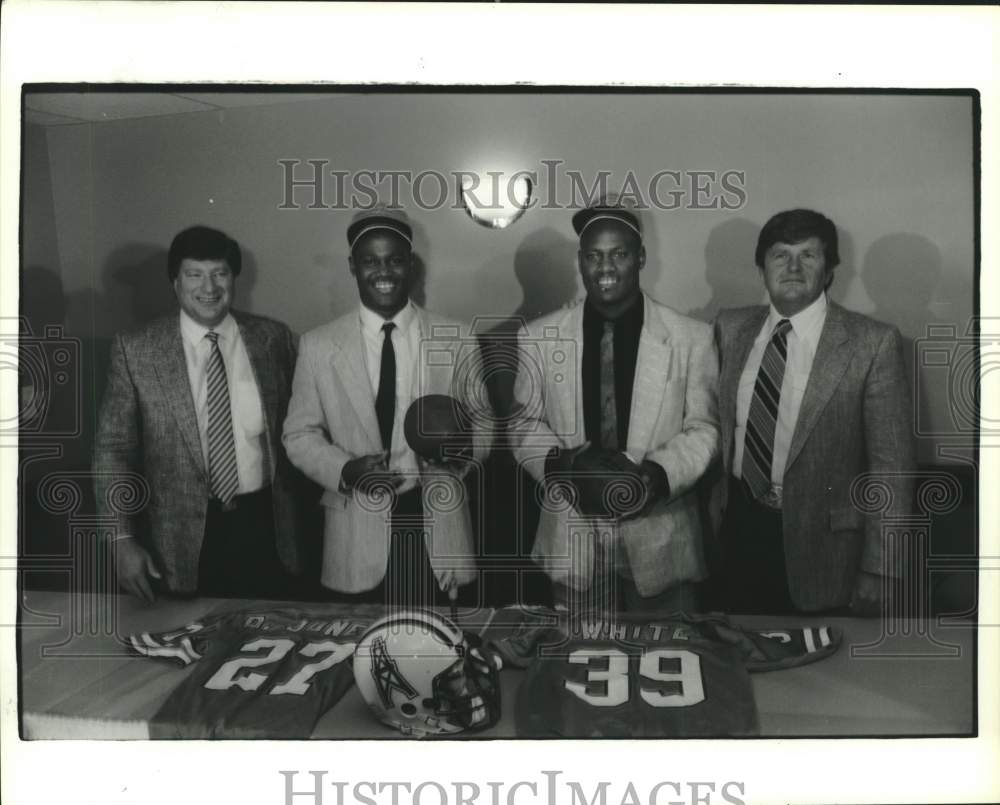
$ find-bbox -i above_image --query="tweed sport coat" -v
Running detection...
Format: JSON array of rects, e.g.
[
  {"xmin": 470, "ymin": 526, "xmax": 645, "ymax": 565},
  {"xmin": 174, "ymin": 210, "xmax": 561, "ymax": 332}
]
[
  {"xmin": 511, "ymin": 295, "xmax": 720, "ymax": 596},
  {"xmin": 282, "ymin": 307, "xmax": 493, "ymax": 593},
  {"xmin": 710, "ymin": 301, "xmax": 916, "ymax": 611},
  {"xmin": 93, "ymin": 311, "xmax": 307, "ymax": 593}
]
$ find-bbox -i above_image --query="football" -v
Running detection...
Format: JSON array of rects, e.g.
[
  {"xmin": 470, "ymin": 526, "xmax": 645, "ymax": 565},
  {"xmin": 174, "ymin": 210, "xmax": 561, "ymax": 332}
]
[
  {"xmin": 568, "ymin": 447, "xmax": 646, "ymax": 519},
  {"xmin": 403, "ymin": 394, "xmax": 474, "ymax": 462}
]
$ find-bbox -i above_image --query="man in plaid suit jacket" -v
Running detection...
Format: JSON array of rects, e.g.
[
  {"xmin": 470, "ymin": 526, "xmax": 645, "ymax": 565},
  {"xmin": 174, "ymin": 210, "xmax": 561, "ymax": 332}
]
[{"xmin": 94, "ymin": 226, "xmax": 310, "ymax": 601}]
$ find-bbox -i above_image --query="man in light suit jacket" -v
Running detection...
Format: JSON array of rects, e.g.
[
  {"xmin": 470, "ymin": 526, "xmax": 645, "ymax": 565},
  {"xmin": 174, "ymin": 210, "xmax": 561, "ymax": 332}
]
[
  {"xmin": 283, "ymin": 206, "xmax": 492, "ymax": 607},
  {"xmin": 511, "ymin": 198, "xmax": 719, "ymax": 612},
  {"xmin": 94, "ymin": 225, "xmax": 309, "ymax": 602},
  {"xmin": 711, "ymin": 208, "xmax": 915, "ymax": 615}
]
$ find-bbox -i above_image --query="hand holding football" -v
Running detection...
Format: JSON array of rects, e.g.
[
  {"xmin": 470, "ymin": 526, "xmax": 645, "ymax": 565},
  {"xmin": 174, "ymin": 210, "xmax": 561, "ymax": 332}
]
[
  {"xmin": 566, "ymin": 446, "xmax": 646, "ymax": 519},
  {"xmin": 404, "ymin": 394, "xmax": 474, "ymax": 463}
]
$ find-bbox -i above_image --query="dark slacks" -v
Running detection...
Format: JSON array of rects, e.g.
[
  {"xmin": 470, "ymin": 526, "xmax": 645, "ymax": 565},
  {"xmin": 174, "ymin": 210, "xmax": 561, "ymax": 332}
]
[
  {"xmin": 714, "ymin": 477, "xmax": 797, "ymax": 615},
  {"xmin": 197, "ymin": 486, "xmax": 292, "ymax": 600},
  {"xmin": 320, "ymin": 487, "xmax": 478, "ymax": 609}
]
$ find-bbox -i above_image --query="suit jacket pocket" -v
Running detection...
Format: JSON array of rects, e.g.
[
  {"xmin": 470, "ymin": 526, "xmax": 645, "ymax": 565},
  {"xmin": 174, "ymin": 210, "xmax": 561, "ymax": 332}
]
[{"xmin": 649, "ymin": 379, "xmax": 684, "ymax": 442}]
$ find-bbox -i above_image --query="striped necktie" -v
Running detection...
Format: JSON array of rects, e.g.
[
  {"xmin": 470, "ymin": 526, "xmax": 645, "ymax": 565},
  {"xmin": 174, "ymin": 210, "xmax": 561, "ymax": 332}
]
[
  {"xmin": 205, "ymin": 330, "xmax": 239, "ymax": 506},
  {"xmin": 599, "ymin": 320, "xmax": 618, "ymax": 449},
  {"xmin": 741, "ymin": 318, "xmax": 792, "ymax": 501}
]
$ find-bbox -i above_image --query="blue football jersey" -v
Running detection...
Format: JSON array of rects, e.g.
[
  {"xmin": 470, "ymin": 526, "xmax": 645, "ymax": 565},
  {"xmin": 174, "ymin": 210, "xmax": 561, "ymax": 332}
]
[
  {"xmin": 489, "ymin": 609, "xmax": 841, "ymax": 738},
  {"xmin": 128, "ymin": 607, "xmax": 383, "ymax": 738}
]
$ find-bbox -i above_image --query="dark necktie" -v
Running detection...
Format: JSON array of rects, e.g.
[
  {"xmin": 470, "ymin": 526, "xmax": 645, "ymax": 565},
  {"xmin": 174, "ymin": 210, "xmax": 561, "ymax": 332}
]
[
  {"xmin": 599, "ymin": 320, "xmax": 618, "ymax": 450},
  {"xmin": 375, "ymin": 321, "xmax": 397, "ymax": 451},
  {"xmin": 205, "ymin": 330, "xmax": 239, "ymax": 506},
  {"xmin": 741, "ymin": 318, "xmax": 792, "ymax": 500}
]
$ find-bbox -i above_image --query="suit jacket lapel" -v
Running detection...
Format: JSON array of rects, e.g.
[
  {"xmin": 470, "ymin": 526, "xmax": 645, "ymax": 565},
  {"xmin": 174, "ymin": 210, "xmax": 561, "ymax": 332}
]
[
  {"xmin": 627, "ymin": 296, "xmax": 670, "ymax": 452},
  {"xmin": 721, "ymin": 308, "xmax": 767, "ymax": 471},
  {"xmin": 151, "ymin": 317, "xmax": 206, "ymax": 480},
  {"xmin": 413, "ymin": 307, "xmax": 437, "ymax": 398},
  {"xmin": 559, "ymin": 305, "xmax": 585, "ymax": 445},
  {"xmin": 331, "ymin": 316, "xmax": 382, "ymax": 451},
  {"xmin": 785, "ymin": 303, "xmax": 853, "ymax": 472}
]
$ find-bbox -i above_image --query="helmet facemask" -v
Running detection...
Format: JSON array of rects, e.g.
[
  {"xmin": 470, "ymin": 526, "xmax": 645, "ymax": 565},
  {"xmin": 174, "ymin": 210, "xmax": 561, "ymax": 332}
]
[{"xmin": 429, "ymin": 635, "xmax": 501, "ymax": 734}]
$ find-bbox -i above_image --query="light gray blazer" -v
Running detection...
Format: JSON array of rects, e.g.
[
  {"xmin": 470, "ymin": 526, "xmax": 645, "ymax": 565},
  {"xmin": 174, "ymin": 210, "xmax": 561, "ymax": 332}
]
[
  {"xmin": 93, "ymin": 311, "xmax": 306, "ymax": 593},
  {"xmin": 712, "ymin": 301, "xmax": 916, "ymax": 610},
  {"xmin": 511, "ymin": 294, "xmax": 720, "ymax": 596},
  {"xmin": 283, "ymin": 307, "xmax": 493, "ymax": 593}
]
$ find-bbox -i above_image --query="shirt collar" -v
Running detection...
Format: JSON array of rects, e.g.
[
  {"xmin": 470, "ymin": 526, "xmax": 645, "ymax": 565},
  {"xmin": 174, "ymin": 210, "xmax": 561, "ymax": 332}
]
[
  {"xmin": 583, "ymin": 292, "xmax": 644, "ymax": 332},
  {"xmin": 359, "ymin": 300, "xmax": 416, "ymax": 338},
  {"xmin": 767, "ymin": 291, "xmax": 828, "ymax": 336},
  {"xmin": 179, "ymin": 310, "xmax": 237, "ymax": 347}
]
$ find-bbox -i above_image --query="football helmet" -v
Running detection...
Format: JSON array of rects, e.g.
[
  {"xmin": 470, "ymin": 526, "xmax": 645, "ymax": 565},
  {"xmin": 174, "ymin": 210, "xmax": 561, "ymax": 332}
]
[{"xmin": 353, "ymin": 609, "xmax": 501, "ymax": 737}]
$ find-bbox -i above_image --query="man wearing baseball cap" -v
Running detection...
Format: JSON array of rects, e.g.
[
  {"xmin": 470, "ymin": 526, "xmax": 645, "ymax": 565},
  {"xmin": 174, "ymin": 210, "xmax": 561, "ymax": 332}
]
[
  {"xmin": 511, "ymin": 194, "xmax": 720, "ymax": 613},
  {"xmin": 283, "ymin": 205, "xmax": 492, "ymax": 607}
]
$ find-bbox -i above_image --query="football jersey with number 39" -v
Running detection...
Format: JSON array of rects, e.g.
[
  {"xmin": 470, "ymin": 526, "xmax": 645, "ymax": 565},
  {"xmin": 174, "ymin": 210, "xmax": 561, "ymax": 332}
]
[
  {"xmin": 127, "ymin": 607, "xmax": 383, "ymax": 738},
  {"xmin": 490, "ymin": 610, "xmax": 841, "ymax": 738}
]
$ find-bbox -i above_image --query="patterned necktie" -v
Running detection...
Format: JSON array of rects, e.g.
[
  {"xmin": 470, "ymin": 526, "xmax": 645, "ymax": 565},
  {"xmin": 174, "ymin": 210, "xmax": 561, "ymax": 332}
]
[
  {"xmin": 375, "ymin": 321, "xmax": 397, "ymax": 451},
  {"xmin": 741, "ymin": 318, "xmax": 792, "ymax": 501},
  {"xmin": 205, "ymin": 330, "xmax": 239, "ymax": 506},
  {"xmin": 599, "ymin": 320, "xmax": 618, "ymax": 450}
]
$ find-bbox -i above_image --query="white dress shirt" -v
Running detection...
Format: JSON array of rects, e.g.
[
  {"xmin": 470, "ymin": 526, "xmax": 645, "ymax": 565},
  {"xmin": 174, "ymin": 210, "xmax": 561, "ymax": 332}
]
[
  {"xmin": 358, "ymin": 302, "xmax": 420, "ymax": 490},
  {"xmin": 179, "ymin": 311, "xmax": 267, "ymax": 494},
  {"xmin": 734, "ymin": 292, "xmax": 828, "ymax": 484}
]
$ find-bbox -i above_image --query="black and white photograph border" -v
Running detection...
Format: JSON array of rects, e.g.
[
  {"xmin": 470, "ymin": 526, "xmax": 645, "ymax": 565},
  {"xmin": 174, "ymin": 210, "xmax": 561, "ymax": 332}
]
[{"xmin": 1, "ymin": 3, "xmax": 998, "ymax": 805}]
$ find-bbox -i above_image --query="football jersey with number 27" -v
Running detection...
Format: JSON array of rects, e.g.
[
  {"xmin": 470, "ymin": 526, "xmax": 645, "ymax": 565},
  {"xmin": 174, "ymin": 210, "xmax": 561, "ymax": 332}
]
[{"xmin": 127, "ymin": 607, "xmax": 383, "ymax": 738}]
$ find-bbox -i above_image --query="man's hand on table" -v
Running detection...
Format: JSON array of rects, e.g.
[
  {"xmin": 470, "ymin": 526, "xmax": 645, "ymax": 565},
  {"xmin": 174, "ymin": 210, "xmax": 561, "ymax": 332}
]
[{"xmin": 113, "ymin": 539, "xmax": 162, "ymax": 604}]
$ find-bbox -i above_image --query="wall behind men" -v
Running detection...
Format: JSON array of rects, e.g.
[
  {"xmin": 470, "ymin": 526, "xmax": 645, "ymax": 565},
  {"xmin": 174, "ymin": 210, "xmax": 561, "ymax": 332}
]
[{"xmin": 24, "ymin": 92, "xmax": 975, "ymax": 469}]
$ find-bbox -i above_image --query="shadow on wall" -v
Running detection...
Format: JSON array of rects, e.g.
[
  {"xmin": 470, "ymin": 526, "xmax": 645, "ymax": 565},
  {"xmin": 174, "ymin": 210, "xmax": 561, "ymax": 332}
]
[
  {"xmin": 19, "ymin": 265, "xmax": 91, "ymax": 579},
  {"xmin": 407, "ymin": 217, "xmax": 430, "ymax": 309},
  {"xmin": 102, "ymin": 244, "xmax": 172, "ymax": 334},
  {"xmin": 863, "ymin": 233, "xmax": 944, "ymax": 340},
  {"xmin": 862, "ymin": 232, "xmax": 946, "ymax": 469},
  {"xmin": 20, "ymin": 266, "xmax": 81, "ymax": 458},
  {"xmin": 471, "ymin": 227, "xmax": 578, "ymax": 607},
  {"xmin": 512, "ymin": 227, "xmax": 579, "ymax": 320},
  {"xmin": 410, "ymin": 254, "xmax": 428, "ymax": 309},
  {"xmin": 686, "ymin": 217, "xmax": 762, "ymax": 323},
  {"xmin": 634, "ymin": 208, "xmax": 662, "ymax": 292},
  {"xmin": 20, "ymin": 264, "xmax": 67, "ymax": 328},
  {"xmin": 828, "ymin": 226, "xmax": 861, "ymax": 311},
  {"xmin": 859, "ymin": 234, "xmax": 977, "ymax": 615},
  {"xmin": 476, "ymin": 227, "xmax": 579, "ymax": 419}
]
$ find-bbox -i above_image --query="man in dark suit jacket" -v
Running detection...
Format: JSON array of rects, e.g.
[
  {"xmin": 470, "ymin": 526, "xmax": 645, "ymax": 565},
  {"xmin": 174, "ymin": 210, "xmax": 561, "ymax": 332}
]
[
  {"xmin": 93, "ymin": 225, "xmax": 308, "ymax": 601},
  {"xmin": 710, "ymin": 209, "xmax": 916, "ymax": 615}
]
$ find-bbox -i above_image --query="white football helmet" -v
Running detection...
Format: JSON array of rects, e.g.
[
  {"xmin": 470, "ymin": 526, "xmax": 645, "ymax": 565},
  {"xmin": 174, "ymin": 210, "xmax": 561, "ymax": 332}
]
[{"xmin": 353, "ymin": 609, "xmax": 501, "ymax": 737}]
